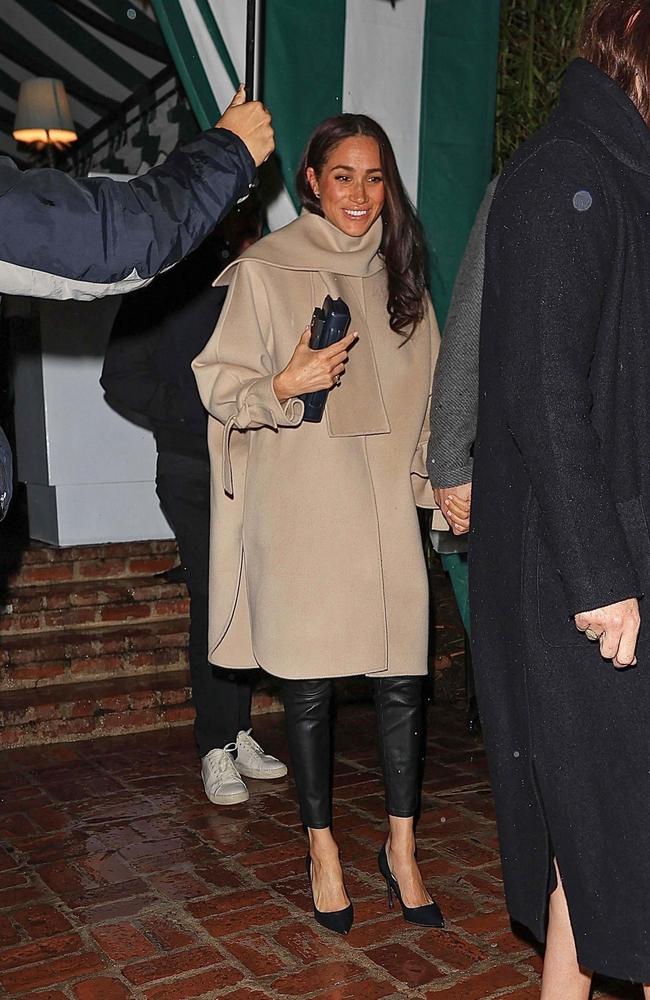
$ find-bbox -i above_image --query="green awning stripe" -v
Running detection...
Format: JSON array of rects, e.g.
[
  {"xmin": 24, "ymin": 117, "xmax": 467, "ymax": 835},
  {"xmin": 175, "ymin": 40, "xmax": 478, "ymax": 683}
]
[
  {"xmin": 150, "ymin": 0, "xmax": 217, "ymax": 129},
  {"xmin": 20, "ymin": 0, "xmax": 148, "ymax": 93},
  {"xmin": 417, "ymin": 0, "xmax": 500, "ymax": 634},
  {"xmin": 418, "ymin": 0, "xmax": 500, "ymax": 325},
  {"xmin": 264, "ymin": 0, "xmax": 347, "ymax": 211},
  {"xmin": 193, "ymin": 0, "xmax": 239, "ymax": 91}
]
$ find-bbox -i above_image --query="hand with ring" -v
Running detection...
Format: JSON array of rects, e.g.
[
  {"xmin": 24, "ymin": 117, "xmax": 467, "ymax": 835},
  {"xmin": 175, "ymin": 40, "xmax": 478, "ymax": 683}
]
[
  {"xmin": 574, "ymin": 598, "xmax": 641, "ymax": 668},
  {"xmin": 272, "ymin": 327, "xmax": 357, "ymax": 403}
]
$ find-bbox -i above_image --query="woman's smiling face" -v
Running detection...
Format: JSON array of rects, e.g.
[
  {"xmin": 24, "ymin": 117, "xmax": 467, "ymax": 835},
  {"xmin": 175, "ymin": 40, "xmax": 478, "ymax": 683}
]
[{"xmin": 306, "ymin": 135, "xmax": 385, "ymax": 237}]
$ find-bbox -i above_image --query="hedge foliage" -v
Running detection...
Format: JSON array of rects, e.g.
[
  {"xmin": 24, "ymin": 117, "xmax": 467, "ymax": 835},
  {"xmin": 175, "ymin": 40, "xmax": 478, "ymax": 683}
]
[{"xmin": 495, "ymin": 0, "xmax": 590, "ymax": 170}]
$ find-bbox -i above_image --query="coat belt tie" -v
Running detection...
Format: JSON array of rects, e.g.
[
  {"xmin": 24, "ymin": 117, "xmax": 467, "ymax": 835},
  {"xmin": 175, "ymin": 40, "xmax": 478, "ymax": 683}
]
[{"xmin": 222, "ymin": 413, "xmax": 237, "ymax": 498}]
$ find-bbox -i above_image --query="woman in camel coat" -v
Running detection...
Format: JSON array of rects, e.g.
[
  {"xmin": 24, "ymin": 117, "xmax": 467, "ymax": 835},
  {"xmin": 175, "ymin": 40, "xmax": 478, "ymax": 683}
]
[{"xmin": 194, "ymin": 114, "xmax": 445, "ymax": 937}]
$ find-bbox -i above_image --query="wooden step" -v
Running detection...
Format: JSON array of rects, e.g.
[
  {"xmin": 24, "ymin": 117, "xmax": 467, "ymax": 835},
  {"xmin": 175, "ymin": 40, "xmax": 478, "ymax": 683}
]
[
  {"xmin": 0, "ymin": 670, "xmax": 284, "ymax": 749},
  {"xmin": 2, "ymin": 539, "xmax": 178, "ymax": 589},
  {"xmin": 0, "ymin": 619, "xmax": 190, "ymax": 689},
  {"xmin": 0, "ymin": 576, "xmax": 189, "ymax": 636}
]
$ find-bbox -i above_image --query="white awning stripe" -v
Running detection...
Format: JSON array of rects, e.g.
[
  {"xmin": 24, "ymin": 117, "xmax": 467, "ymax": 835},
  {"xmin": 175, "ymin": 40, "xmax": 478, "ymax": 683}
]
[
  {"xmin": 176, "ymin": 0, "xmax": 235, "ymax": 117},
  {"xmin": 342, "ymin": 0, "xmax": 426, "ymax": 205}
]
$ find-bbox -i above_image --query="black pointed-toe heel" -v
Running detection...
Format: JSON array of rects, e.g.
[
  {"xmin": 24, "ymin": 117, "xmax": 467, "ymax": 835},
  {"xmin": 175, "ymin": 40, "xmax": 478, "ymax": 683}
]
[
  {"xmin": 306, "ymin": 854, "xmax": 354, "ymax": 935},
  {"xmin": 378, "ymin": 844, "xmax": 444, "ymax": 928}
]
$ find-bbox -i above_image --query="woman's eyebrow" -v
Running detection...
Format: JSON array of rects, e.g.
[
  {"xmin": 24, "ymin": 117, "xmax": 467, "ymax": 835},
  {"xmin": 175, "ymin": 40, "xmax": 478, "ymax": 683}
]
[{"xmin": 328, "ymin": 164, "xmax": 383, "ymax": 173}]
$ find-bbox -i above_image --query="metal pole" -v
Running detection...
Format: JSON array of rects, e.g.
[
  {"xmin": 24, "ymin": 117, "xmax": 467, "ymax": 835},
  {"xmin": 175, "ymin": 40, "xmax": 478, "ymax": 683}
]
[
  {"xmin": 245, "ymin": 0, "xmax": 257, "ymax": 100},
  {"xmin": 45, "ymin": 131, "xmax": 55, "ymax": 169}
]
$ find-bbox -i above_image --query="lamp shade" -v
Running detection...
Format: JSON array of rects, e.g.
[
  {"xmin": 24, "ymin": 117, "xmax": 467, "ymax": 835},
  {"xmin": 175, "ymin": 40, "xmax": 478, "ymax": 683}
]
[{"xmin": 13, "ymin": 78, "xmax": 77, "ymax": 144}]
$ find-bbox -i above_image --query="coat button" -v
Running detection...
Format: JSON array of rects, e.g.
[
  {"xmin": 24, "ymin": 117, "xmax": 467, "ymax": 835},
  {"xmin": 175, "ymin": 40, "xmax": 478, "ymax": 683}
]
[{"xmin": 573, "ymin": 190, "xmax": 593, "ymax": 211}]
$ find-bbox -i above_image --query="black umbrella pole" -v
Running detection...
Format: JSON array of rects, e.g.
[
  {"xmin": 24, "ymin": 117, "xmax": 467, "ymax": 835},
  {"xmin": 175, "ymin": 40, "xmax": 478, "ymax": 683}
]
[{"xmin": 245, "ymin": 0, "xmax": 257, "ymax": 100}]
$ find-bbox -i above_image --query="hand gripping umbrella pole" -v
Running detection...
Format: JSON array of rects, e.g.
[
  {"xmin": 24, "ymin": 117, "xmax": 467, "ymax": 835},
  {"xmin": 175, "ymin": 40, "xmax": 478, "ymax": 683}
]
[{"xmin": 242, "ymin": 0, "xmax": 260, "ymax": 196}]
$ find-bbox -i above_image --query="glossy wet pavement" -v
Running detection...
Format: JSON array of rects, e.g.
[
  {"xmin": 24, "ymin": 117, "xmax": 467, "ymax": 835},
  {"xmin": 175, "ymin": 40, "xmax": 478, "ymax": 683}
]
[{"xmin": 0, "ymin": 704, "xmax": 641, "ymax": 999}]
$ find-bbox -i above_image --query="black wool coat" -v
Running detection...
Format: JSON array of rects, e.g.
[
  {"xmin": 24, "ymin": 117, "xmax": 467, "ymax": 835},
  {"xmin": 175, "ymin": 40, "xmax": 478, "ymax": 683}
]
[
  {"xmin": 471, "ymin": 58, "xmax": 650, "ymax": 983},
  {"xmin": 101, "ymin": 235, "xmax": 228, "ymax": 460}
]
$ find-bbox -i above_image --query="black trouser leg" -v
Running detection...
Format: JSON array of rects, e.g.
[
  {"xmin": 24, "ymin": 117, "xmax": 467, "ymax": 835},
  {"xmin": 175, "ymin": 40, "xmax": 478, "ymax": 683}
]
[
  {"xmin": 373, "ymin": 676, "xmax": 425, "ymax": 819},
  {"xmin": 281, "ymin": 678, "xmax": 333, "ymax": 829},
  {"xmin": 156, "ymin": 452, "xmax": 254, "ymax": 757}
]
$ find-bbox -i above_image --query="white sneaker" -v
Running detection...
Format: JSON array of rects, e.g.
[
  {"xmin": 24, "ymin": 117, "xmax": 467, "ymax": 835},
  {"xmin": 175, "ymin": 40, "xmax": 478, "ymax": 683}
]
[
  {"xmin": 234, "ymin": 729, "xmax": 288, "ymax": 780},
  {"xmin": 201, "ymin": 745, "xmax": 249, "ymax": 805}
]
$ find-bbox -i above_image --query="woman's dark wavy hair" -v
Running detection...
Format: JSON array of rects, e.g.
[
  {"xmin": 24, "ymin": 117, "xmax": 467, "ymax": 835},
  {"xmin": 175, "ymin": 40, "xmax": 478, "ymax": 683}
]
[
  {"xmin": 296, "ymin": 114, "xmax": 428, "ymax": 340},
  {"xmin": 580, "ymin": 0, "xmax": 650, "ymax": 124}
]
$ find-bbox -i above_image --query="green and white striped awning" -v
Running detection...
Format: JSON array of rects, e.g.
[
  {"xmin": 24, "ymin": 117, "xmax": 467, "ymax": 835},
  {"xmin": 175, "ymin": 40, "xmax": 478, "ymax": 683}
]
[
  {"xmin": 150, "ymin": 0, "xmax": 500, "ymax": 321},
  {"xmin": 0, "ymin": 1, "xmax": 172, "ymax": 164}
]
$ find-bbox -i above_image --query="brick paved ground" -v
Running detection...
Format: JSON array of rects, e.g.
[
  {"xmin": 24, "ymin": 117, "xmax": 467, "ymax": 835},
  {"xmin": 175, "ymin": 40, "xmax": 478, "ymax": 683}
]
[{"xmin": 0, "ymin": 703, "xmax": 642, "ymax": 999}]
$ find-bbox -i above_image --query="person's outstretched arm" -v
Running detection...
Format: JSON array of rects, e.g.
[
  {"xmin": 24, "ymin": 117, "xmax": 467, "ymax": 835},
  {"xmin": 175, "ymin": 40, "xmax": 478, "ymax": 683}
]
[{"xmin": 0, "ymin": 87, "xmax": 272, "ymax": 301}]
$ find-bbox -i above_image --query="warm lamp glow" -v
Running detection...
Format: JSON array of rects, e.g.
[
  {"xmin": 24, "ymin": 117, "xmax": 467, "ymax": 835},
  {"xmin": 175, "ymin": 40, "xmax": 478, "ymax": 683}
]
[
  {"xmin": 13, "ymin": 78, "xmax": 77, "ymax": 147},
  {"xmin": 13, "ymin": 127, "xmax": 78, "ymax": 144}
]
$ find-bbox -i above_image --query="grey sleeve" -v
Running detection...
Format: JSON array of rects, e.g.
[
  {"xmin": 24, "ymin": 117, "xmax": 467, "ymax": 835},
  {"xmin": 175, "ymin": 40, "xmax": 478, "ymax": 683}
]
[{"xmin": 427, "ymin": 178, "xmax": 497, "ymax": 488}]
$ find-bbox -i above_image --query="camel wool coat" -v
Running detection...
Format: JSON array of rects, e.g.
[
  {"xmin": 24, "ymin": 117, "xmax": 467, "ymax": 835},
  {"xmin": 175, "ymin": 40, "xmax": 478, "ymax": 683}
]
[{"xmin": 193, "ymin": 212, "xmax": 441, "ymax": 680}]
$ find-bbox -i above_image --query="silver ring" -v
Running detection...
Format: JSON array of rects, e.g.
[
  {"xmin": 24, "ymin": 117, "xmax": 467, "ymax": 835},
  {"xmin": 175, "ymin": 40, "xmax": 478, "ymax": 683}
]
[{"xmin": 584, "ymin": 628, "xmax": 600, "ymax": 641}]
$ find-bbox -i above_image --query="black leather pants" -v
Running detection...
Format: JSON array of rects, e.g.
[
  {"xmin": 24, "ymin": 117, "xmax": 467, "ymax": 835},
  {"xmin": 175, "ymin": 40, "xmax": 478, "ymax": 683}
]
[{"xmin": 281, "ymin": 676, "xmax": 425, "ymax": 829}]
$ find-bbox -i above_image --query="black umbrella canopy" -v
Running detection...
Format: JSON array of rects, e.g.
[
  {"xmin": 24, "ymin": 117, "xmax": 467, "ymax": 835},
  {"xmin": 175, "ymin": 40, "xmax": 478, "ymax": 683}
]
[{"xmin": 0, "ymin": 0, "xmax": 172, "ymax": 163}]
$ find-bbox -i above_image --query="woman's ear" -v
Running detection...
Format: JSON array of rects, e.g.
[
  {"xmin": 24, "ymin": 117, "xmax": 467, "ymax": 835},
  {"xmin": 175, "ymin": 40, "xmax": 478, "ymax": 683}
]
[{"xmin": 305, "ymin": 166, "xmax": 320, "ymax": 199}]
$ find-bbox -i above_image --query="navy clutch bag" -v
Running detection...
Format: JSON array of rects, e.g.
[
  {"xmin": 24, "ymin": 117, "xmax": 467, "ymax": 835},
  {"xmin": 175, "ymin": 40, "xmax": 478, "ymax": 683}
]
[{"xmin": 300, "ymin": 295, "xmax": 351, "ymax": 423}]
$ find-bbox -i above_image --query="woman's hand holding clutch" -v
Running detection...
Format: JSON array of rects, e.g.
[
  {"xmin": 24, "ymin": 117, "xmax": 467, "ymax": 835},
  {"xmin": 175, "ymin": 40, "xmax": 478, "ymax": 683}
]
[{"xmin": 273, "ymin": 327, "xmax": 357, "ymax": 404}]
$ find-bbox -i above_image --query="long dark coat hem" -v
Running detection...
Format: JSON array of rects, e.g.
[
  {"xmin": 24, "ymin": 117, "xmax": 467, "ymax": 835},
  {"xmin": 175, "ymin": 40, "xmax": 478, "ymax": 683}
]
[{"xmin": 471, "ymin": 57, "xmax": 650, "ymax": 982}]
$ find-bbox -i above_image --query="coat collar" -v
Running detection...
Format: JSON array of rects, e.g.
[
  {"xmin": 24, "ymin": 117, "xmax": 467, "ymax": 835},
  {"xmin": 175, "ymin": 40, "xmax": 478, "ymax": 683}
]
[
  {"xmin": 557, "ymin": 58, "xmax": 650, "ymax": 176},
  {"xmin": 212, "ymin": 212, "xmax": 394, "ymax": 440},
  {"xmin": 214, "ymin": 211, "xmax": 384, "ymax": 285}
]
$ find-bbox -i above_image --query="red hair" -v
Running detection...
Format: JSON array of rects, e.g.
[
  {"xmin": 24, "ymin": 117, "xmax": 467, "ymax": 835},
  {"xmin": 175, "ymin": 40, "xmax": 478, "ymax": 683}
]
[{"xmin": 580, "ymin": 1, "xmax": 650, "ymax": 122}]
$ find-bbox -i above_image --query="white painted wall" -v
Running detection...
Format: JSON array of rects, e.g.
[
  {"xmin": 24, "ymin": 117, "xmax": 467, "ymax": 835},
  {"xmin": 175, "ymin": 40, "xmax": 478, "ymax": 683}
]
[{"xmin": 12, "ymin": 296, "xmax": 173, "ymax": 546}]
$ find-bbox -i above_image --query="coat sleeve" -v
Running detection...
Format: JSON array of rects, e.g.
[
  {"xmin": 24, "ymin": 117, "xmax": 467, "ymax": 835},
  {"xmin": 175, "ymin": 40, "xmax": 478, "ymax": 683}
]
[
  {"xmin": 192, "ymin": 263, "xmax": 304, "ymax": 495},
  {"xmin": 0, "ymin": 129, "xmax": 254, "ymax": 301},
  {"xmin": 428, "ymin": 177, "xmax": 497, "ymax": 489},
  {"xmin": 412, "ymin": 297, "xmax": 442, "ymax": 510},
  {"xmin": 490, "ymin": 140, "xmax": 640, "ymax": 615},
  {"xmin": 100, "ymin": 294, "xmax": 183, "ymax": 425}
]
